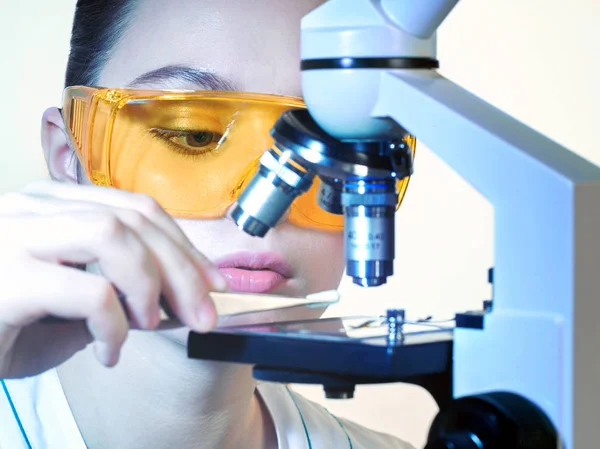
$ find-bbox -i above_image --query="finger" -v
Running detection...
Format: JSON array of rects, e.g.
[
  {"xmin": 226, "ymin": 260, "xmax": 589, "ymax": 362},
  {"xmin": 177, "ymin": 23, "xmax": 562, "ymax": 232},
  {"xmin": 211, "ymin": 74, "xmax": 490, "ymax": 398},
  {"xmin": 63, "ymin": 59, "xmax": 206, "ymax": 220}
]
[
  {"xmin": 112, "ymin": 209, "xmax": 218, "ymax": 332},
  {"xmin": 9, "ymin": 211, "xmax": 217, "ymax": 333},
  {"xmin": 21, "ymin": 181, "xmax": 188, "ymax": 244},
  {"xmin": 0, "ymin": 260, "xmax": 128, "ymax": 367},
  {"xmin": 16, "ymin": 212, "xmax": 163, "ymax": 330},
  {"xmin": 18, "ymin": 182, "xmax": 227, "ymax": 290}
]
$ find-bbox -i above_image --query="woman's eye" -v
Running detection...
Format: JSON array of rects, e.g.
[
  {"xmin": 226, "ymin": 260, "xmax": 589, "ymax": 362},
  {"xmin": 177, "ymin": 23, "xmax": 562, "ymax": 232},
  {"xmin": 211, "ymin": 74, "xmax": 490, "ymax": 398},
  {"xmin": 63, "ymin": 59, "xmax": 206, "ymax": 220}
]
[
  {"xmin": 150, "ymin": 129, "xmax": 223, "ymax": 157},
  {"xmin": 177, "ymin": 132, "xmax": 219, "ymax": 148}
]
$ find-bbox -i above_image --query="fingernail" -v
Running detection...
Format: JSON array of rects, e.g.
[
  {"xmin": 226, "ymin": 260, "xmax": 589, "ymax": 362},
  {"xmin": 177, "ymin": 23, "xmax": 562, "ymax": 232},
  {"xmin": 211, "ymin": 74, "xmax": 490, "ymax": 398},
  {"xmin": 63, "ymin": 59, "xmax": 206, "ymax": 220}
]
[
  {"xmin": 191, "ymin": 253, "xmax": 228, "ymax": 292},
  {"xmin": 196, "ymin": 297, "xmax": 217, "ymax": 333},
  {"xmin": 94, "ymin": 342, "xmax": 119, "ymax": 367},
  {"xmin": 208, "ymin": 268, "xmax": 228, "ymax": 292}
]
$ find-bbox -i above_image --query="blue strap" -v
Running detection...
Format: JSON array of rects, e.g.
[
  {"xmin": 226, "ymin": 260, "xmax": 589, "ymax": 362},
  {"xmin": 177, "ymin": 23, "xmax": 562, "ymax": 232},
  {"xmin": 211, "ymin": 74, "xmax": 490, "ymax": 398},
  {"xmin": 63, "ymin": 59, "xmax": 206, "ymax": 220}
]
[
  {"xmin": 1, "ymin": 379, "xmax": 33, "ymax": 449},
  {"xmin": 285, "ymin": 386, "xmax": 313, "ymax": 449},
  {"xmin": 326, "ymin": 411, "xmax": 353, "ymax": 449},
  {"xmin": 285, "ymin": 386, "xmax": 353, "ymax": 449}
]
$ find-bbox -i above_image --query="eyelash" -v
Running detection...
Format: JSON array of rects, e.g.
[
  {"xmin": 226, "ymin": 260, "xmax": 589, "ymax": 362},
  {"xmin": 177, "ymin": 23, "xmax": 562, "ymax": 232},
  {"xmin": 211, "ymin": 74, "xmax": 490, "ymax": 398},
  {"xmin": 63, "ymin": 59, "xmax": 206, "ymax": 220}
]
[{"xmin": 149, "ymin": 128, "xmax": 223, "ymax": 159}]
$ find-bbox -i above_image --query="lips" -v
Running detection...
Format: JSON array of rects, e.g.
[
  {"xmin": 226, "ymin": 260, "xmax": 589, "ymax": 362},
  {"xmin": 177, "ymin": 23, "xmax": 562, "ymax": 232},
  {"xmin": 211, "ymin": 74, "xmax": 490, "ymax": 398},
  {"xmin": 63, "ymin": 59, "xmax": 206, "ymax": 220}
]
[{"xmin": 215, "ymin": 252, "xmax": 292, "ymax": 294}]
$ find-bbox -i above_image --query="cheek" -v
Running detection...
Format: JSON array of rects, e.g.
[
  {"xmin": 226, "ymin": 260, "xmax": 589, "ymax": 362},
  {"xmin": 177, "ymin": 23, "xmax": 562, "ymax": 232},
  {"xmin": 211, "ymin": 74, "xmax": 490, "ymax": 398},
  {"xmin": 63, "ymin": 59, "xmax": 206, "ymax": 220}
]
[
  {"xmin": 174, "ymin": 218, "xmax": 233, "ymax": 258},
  {"xmin": 296, "ymin": 231, "xmax": 345, "ymax": 290}
]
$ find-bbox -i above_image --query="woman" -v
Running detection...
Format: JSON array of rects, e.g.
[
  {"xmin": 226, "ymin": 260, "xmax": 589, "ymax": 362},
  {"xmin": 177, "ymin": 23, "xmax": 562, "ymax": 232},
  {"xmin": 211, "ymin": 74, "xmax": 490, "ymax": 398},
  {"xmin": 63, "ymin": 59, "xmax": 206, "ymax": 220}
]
[{"xmin": 0, "ymin": 0, "xmax": 414, "ymax": 447}]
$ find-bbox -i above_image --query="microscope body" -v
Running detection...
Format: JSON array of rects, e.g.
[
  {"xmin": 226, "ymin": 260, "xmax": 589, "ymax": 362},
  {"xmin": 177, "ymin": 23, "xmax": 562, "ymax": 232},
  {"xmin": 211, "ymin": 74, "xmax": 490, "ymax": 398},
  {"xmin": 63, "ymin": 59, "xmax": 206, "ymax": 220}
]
[
  {"xmin": 299, "ymin": 1, "xmax": 600, "ymax": 447},
  {"xmin": 193, "ymin": 1, "xmax": 600, "ymax": 447}
]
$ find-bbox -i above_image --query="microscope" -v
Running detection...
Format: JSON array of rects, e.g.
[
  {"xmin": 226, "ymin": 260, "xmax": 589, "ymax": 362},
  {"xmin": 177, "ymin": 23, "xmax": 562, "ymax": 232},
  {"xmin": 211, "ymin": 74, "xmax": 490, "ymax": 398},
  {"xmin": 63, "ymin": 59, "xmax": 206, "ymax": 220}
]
[{"xmin": 187, "ymin": 1, "xmax": 600, "ymax": 447}]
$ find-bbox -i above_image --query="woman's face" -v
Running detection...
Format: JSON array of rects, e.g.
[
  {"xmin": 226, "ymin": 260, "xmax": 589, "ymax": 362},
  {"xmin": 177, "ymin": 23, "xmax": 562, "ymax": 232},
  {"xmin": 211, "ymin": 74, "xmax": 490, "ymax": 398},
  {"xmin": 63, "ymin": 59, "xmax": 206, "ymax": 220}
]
[{"xmin": 74, "ymin": 0, "xmax": 345, "ymax": 303}]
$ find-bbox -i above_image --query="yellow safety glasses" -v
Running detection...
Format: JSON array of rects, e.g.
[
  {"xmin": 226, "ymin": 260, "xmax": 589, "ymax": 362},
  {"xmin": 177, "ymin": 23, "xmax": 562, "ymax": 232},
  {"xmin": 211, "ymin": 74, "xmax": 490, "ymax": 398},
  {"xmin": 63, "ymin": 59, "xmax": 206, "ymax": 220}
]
[{"xmin": 62, "ymin": 86, "xmax": 415, "ymax": 231}]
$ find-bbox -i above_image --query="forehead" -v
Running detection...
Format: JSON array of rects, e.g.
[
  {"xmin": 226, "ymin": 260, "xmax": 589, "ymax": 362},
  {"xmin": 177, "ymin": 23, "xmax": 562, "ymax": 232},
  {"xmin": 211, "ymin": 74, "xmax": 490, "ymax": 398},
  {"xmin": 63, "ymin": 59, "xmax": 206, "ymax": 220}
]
[{"xmin": 99, "ymin": 0, "xmax": 325, "ymax": 96}]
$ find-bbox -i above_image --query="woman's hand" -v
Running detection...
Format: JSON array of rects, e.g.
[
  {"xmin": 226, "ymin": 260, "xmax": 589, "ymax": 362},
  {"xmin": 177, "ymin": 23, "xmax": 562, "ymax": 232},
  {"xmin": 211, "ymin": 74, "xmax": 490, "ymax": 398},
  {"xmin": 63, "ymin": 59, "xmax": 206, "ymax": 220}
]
[{"xmin": 0, "ymin": 180, "xmax": 227, "ymax": 379}]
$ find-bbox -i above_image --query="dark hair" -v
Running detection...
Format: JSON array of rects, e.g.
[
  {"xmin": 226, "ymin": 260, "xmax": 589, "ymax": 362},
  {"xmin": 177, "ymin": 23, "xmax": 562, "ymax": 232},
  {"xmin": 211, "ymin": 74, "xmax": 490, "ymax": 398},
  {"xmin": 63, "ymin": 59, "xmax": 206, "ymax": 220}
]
[{"xmin": 65, "ymin": 0, "xmax": 137, "ymax": 87}]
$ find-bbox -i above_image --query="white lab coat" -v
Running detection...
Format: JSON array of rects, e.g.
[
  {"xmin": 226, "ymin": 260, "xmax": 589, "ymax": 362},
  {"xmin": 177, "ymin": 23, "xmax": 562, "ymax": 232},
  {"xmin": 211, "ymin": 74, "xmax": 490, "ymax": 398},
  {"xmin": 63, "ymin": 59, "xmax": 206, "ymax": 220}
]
[{"xmin": 0, "ymin": 370, "xmax": 414, "ymax": 449}]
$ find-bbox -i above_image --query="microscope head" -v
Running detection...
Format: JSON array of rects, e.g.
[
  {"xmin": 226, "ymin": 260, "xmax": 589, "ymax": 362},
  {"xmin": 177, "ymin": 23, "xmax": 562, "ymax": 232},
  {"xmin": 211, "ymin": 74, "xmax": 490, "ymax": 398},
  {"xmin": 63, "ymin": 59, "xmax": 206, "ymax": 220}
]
[
  {"xmin": 300, "ymin": 0, "xmax": 451, "ymax": 141},
  {"xmin": 232, "ymin": 0, "xmax": 458, "ymax": 287}
]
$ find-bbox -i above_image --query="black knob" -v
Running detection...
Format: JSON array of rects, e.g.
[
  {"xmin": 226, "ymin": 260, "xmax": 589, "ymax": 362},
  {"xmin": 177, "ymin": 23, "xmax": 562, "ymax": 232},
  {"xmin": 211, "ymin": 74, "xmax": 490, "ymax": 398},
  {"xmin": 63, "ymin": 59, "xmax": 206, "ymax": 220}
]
[
  {"xmin": 324, "ymin": 385, "xmax": 355, "ymax": 399},
  {"xmin": 425, "ymin": 392, "xmax": 558, "ymax": 449},
  {"xmin": 427, "ymin": 432, "xmax": 481, "ymax": 449}
]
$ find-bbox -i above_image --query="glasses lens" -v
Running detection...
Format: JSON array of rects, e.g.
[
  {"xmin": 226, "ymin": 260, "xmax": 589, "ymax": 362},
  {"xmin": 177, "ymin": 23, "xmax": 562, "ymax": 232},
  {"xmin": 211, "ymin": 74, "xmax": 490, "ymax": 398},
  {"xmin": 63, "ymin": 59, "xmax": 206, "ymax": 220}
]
[
  {"xmin": 108, "ymin": 96, "xmax": 298, "ymax": 218},
  {"xmin": 68, "ymin": 88, "xmax": 415, "ymax": 231}
]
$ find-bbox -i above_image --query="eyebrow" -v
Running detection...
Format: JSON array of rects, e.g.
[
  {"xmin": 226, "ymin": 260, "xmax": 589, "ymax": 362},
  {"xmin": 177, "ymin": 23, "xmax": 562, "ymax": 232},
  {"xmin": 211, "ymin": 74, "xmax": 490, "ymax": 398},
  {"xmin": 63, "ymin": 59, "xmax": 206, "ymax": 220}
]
[{"xmin": 127, "ymin": 65, "xmax": 238, "ymax": 91}]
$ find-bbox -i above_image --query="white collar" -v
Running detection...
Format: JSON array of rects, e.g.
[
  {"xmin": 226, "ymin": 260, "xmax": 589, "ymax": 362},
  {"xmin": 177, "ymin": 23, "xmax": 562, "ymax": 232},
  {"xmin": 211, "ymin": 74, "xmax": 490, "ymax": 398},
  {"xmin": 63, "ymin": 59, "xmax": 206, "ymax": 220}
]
[
  {"xmin": 3, "ymin": 369, "xmax": 87, "ymax": 449},
  {"xmin": 3, "ymin": 371, "xmax": 351, "ymax": 449}
]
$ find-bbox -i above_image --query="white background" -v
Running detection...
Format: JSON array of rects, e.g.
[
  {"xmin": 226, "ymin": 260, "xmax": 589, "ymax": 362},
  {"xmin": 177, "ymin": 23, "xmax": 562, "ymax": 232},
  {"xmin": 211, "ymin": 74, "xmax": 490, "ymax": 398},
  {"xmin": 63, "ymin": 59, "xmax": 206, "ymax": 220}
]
[{"xmin": 1, "ymin": 0, "xmax": 599, "ymax": 447}]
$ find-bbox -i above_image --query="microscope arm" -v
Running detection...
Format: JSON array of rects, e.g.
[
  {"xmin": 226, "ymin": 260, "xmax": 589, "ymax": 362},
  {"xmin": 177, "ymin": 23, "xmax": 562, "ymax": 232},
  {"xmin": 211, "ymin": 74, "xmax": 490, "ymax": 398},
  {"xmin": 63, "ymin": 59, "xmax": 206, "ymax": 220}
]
[
  {"xmin": 371, "ymin": 68, "xmax": 600, "ymax": 449},
  {"xmin": 373, "ymin": 69, "xmax": 599, "ymax": 218},
  {"xmin": 220, "ymin": 1, "xmax": 600, "ymax": 445},
  {"xmin": 380, "ymin": 0, "xmax": 459, "ymax": 39}
]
